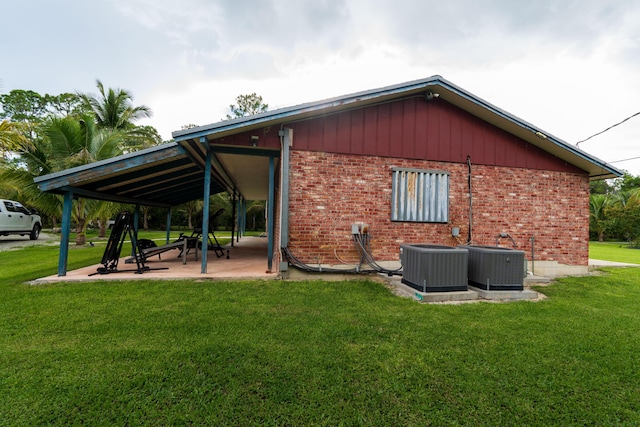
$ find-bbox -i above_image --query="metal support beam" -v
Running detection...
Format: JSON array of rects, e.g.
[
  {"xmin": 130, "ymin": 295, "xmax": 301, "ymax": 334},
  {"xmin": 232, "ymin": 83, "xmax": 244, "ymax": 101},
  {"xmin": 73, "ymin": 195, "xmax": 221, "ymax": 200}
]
[
  {"xmin": 57, "ymin": 190, "xmax": 73, "ymax": 276},
  {"xmin": 236, "ymin": 196, "xmax": 243, "ymax": 243},
  {"xmin": 165, "ymin": 208, "xmax": 172, "ymax": 244},
  {"xmin": 267, "ymin": 156, "xmax": 275, "ymax": 272},
  {"xmin": 241, "ymin": 198, "xmax": 247, "ymax": 237},
  {"xmin": 132, "ymin": 205, "xmax": 140, "ymax": 257},
  {"xmin": 231, "ymin": 190, "xmax": 237, "ymax": 247},
  {"xmin": 201, "ymin": 139, "xmax": 212, "ymax": 274}
]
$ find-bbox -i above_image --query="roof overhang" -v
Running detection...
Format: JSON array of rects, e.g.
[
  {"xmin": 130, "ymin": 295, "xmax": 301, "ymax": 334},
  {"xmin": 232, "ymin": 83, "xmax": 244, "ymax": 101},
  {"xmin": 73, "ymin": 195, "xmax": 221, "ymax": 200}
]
[
  {"xmin": 173, "ymin": 75, "xmax": 622, "ymax": 180},
  {"xmin": 34, "ymin": 143, "xmax": 228, "ymax": 207}
]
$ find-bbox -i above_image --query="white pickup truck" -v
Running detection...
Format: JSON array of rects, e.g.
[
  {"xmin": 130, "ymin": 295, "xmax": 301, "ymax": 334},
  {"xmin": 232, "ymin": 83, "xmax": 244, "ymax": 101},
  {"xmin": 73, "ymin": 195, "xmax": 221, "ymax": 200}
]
[{"xmin": 0, "ymin": 199, "xmax": 42, "ymax": 240}]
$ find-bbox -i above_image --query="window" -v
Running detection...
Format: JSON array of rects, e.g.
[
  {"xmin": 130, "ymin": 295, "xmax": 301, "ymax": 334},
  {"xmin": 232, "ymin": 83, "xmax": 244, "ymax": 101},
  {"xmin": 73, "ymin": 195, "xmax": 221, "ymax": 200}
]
[
  {"xmin": 3, "ymin": 201, "xmax": 16, "ymax": 212},
  {"xmin": 391, "ymin": 168, "xmax": 449, "ymax": 222}
]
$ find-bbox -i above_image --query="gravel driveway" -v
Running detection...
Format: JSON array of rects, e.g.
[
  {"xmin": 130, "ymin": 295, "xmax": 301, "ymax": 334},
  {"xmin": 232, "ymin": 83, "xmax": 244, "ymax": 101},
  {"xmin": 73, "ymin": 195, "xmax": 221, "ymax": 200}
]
[{"xmin": 0, "ymin": 232, "xmax": 59, "ymax": 251}]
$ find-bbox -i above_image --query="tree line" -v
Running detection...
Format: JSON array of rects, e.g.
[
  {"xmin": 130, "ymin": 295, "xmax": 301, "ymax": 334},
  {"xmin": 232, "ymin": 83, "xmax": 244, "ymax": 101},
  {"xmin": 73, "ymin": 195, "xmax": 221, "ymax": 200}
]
[
  {"xmin": 1, "ymin": 84, "xmax": 267, "ymax": 245},
  {"xmin": 590, "ymin": 173, "xmax": 640, "ymax": 247}
]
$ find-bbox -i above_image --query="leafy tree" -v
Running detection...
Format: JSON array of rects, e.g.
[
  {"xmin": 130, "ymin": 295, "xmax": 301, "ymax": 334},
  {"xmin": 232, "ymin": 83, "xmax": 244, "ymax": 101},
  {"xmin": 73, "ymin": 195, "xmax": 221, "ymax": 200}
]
[
  {"xmin": 178, "ymin": 200, "xmax": 203, "ymax": 230},
  {"xmin": 615, "ymin": 173, "xmax": 640, "ymax": 194},
  {"xmin": 46, "ymin": 93, "xmax": 86, "ymax": 118},
  {"xmin": 246, "ymin": 200, "xmax": 265, "ymax": 231},
  {"xmin": 225, "ymin": 93, "xmax": 268, "ymax": 120},
  {"xmin": 0, "ymin": 90, "xmax": 49, "ymax": 122},
  {"xmin": 590, "ymin": 178, "xmax": 614, "ymax": 195},
  {"xmin": 607, "ymin": 188, "xmax": 640, "ymax": 247}
]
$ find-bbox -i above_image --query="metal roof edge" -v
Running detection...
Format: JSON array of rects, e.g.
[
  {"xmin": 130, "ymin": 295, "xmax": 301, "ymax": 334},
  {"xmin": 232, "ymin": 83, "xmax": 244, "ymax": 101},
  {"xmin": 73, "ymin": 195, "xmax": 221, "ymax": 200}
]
[
  {"xmin": 34, "ymin": 142, "xmax": 185, "ymax": 184},
  {"xmin": 172, "ymin": 75, "xmax": 622, "ymax": 179},
  {"xmin": 171, "ymin": 75, "xmax": 444, "ymax": 141},
  {"xmin": 432, "ymin": 78, "xmax": 623, "ymax": 178}
]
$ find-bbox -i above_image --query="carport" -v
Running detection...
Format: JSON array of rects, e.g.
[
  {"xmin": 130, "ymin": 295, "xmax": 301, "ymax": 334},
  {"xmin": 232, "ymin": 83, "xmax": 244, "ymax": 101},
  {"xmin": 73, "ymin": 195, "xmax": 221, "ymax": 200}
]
[{"xmin": 34, "ymin": 130, "xmax": 285, "ymax": 277}]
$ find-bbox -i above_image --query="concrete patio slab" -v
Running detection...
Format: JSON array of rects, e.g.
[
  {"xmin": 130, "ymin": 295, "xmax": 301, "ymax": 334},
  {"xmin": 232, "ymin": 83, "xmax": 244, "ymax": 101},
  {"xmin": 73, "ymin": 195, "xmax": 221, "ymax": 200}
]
[{"xmin": 31, "ymin": 236, "xmax": 278, "ymax": 284}]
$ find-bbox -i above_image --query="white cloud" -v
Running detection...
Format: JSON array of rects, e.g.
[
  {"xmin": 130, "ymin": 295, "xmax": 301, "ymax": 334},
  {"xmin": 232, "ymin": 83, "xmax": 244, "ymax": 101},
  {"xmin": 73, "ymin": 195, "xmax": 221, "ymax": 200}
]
[{"xmin": 3, "ymin": 0, "xmax": 640, "ymax": 174}]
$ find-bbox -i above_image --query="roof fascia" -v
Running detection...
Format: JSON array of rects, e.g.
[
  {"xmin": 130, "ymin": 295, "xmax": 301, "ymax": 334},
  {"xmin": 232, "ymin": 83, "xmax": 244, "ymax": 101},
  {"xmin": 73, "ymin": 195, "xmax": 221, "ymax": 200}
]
[
  {"xmin": 171, "ymin": 76, "xmax": 444, "ymax": 142},
  {"xmin": 432, "ymin": 77, "xmax": 623, "ymax": 179},
  {"xmin": 172, "ymin": 75, "xmax": 622, "ymax": 179},
  {"xmin": 34, "ymin": 143, "xmax": 186, "ymax": 192}
]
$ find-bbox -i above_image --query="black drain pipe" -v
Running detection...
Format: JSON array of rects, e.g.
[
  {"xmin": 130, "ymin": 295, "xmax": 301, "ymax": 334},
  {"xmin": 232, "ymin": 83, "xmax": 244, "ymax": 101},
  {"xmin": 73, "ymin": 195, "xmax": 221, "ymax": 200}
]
[{"xmin": 467, "ymin": 155, "xmax": 473, "ymax": 244}]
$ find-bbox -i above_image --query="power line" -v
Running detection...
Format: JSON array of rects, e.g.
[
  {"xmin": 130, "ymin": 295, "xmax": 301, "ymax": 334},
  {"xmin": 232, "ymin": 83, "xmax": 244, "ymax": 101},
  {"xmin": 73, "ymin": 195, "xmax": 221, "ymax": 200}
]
[
  {"xmin": 575, "ymin": 110, "xmax": 640, "ymax": 147},
  {"xmin": 609, "ymin": 155, "xmax": 640, "ymax": 164}
]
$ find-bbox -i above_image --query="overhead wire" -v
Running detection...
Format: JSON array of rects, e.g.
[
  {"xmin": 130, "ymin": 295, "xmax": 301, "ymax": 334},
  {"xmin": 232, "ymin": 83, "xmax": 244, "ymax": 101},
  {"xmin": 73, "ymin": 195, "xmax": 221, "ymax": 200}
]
[{"xmin": 575, "ymin": 110, "xmax": 640, "ymax": 147}]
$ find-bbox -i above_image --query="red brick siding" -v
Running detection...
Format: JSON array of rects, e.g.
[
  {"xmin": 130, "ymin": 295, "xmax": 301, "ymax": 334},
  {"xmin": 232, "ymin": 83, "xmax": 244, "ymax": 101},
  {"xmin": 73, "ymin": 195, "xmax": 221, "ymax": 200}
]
[{"xmin": 287, "ymin": 150, "xmax": 589, "ymax": 266}]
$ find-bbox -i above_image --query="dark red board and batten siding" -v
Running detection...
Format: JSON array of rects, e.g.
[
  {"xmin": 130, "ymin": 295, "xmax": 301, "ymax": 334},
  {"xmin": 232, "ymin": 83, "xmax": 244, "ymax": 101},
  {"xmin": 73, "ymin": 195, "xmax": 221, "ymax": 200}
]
[{"xmin": 285, "ymin": 97, "xmax": 582, "ymax": 174}]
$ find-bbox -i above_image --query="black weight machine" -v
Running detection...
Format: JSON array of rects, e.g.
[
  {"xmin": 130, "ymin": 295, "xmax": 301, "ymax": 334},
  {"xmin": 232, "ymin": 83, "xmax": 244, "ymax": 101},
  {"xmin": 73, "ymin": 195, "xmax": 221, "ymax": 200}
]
[{"xmin": 91, "ymin": 211, "xmax": 162, "ymax": 275}]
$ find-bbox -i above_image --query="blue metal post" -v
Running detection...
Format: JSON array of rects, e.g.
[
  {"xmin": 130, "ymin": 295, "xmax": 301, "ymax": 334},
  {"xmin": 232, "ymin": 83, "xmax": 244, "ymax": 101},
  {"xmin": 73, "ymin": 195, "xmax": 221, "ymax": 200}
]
[
  {"xmin": 201, "ymin": 139, "xmax": 212, "ymax": 274},
  {"xmin": 241, "ymin": 198, "xmax": 247, "ymax": 237},
  {"xmin": 231, "ymin": 190, "xmax": 236, "ymax": 247},
  {"xmin": 58, "ymin": 190, "xmax": 73, "ymax": 276},
  {"xmin": 267, "ymin": 156, "xmax": 275, "ymax": 272},
  {"xmin": 166, "ymin": 209, "xmax": 172, "ymax": 244},
  {"xmin": 236, "ymin": 196, "xmax": 243, "ymax": 242},
  {"xmin": 131, "ymin": 205, "xmax": 140, "ymax": 256}
]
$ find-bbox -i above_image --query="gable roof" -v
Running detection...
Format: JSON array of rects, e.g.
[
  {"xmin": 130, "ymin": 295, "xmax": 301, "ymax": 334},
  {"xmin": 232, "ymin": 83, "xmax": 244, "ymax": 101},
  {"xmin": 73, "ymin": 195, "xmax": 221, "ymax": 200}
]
[
  {"xmin": 35, "ymin": 75, "xmax": 621, "ymax": 209},
  {"xmin": 174, "ymin": 75, "xmax": 622, "ymax": 181}
]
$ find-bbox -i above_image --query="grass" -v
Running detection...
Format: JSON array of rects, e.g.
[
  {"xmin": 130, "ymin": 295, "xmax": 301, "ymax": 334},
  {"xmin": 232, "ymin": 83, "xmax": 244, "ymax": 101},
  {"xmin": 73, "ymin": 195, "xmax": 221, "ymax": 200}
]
[
  {"xmin": 1, "ymin": 245, "xmax": 640, "ymax": 425},
  {"xmin": 589, "ymin": 241, "xmax": 640, "ymax": 264}
]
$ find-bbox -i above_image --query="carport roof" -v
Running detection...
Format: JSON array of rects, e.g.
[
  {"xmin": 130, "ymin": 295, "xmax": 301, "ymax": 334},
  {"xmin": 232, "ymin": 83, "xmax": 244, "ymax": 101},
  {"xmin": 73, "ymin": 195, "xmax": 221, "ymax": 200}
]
[{"xmin": 34, "ymin": 142, "xmax": 228, "ymax": 207}]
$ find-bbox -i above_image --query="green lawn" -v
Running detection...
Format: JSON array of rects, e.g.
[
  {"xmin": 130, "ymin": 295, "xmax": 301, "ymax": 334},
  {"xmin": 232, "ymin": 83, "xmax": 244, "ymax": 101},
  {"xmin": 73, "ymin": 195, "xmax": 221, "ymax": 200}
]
[
  {"xmin": 1, "ymin": 245, "xmax": 640, "ymax": 425},
  {"xmin": 590, "ymin": 241, "xmax": 640, "ymax": 264}
]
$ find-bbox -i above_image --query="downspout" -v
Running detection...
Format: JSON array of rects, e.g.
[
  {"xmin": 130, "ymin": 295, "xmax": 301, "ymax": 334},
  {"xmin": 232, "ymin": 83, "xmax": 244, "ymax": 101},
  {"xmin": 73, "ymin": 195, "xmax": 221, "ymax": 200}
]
[
  {"xmin": 467, "ymin": 155, "xmax": 473, "ymax": 244},
  {"xmin": 279, "ymin": 128, "xmax": 292, "ymax": 249},
  {"xmin": 278, "ymin": 128, "xmax": 292, "ymax": 273}
]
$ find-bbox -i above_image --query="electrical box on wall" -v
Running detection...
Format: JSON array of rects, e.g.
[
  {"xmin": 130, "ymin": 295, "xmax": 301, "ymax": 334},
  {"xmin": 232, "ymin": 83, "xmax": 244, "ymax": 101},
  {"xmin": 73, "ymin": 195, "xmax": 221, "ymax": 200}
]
[{"xmin": 351, "ymin": 223, "xmax": 369, "ymax": 235}]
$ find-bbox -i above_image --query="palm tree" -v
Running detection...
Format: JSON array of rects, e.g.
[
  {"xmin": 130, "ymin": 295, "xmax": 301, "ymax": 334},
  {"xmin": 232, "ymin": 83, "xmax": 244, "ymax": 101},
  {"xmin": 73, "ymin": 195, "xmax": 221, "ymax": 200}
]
[
  {"xmin": 0, "ymin": 119, "xmax": 28, "ymax": 160},
  {"xmin": 589, "ymin": 194, "xmax": 612, "ymax": 242},
  {"xmin": 79, "ymin": 80, "xmax": 159, "ymax": 152},
  {"xmin": 0, "ymin": 119, "xmax": 59, "ymax": 219},
  {"xmin": 44, "ymin": 114, "xmax": 127, "ymax": 245},
  {"xmin": 79, "ymin": 80, "xmax": 151, "ymax": 130}
]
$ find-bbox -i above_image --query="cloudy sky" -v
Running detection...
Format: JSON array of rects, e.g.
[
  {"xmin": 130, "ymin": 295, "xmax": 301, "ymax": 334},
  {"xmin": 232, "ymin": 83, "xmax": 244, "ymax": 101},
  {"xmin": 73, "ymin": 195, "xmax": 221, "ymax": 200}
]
[{"xmin": 2, "ymin": 0, "xmax": 640, "ymax": 175}]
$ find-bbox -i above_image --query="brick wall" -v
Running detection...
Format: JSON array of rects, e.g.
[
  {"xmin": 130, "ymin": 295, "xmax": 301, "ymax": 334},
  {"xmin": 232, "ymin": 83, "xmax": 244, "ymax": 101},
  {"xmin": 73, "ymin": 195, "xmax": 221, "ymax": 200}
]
[{"xmin": 287, "ymin": 150, "xmax": 590, "ymax": 266}]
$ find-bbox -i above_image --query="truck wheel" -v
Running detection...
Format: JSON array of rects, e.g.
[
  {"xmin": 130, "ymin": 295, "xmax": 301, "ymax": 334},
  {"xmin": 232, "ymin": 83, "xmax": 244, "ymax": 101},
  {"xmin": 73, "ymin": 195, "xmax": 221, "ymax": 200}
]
[{"xmin": 30, "ymin": 225, "xmax": 41, "ymax": 240}]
